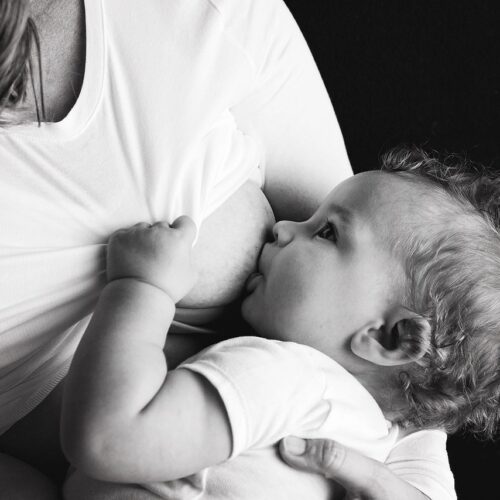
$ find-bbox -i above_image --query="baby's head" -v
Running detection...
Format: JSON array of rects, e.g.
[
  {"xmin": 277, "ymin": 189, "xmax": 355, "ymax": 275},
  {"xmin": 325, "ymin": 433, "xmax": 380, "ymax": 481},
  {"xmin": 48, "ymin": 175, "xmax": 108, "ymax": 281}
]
[{"xmin": 242, "ymin": 146, "xmax": 500, "ymax": 437}]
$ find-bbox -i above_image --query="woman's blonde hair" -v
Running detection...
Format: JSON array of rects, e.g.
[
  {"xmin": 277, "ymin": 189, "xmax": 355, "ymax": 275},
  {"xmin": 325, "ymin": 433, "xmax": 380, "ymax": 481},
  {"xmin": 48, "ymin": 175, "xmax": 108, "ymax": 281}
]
[{"xmin": 0, "ymin": 0, "xmax": 45, "ymax": 126}]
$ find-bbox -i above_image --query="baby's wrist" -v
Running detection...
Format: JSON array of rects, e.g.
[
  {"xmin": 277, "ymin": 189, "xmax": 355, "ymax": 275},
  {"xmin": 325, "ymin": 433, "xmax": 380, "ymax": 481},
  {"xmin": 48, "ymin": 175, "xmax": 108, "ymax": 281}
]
[{"xmin": 106, "ymin": 277, "xmax": 177, "ymax": 309}]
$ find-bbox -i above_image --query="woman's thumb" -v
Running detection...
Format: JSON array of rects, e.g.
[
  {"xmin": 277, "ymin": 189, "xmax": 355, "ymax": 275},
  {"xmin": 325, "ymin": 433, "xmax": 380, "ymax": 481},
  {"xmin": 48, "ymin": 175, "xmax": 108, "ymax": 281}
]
[{"xmin": 279, "ymin": 437, "xmax": 347, "ymax": 478}]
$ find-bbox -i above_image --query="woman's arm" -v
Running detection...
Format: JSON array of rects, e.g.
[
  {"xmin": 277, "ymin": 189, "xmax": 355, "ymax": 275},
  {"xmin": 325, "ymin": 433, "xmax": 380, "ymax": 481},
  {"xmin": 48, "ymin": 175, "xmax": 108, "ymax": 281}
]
[
  {"xmin": 279, "ymin": 431, "xmax": 457, "ymax": 500},
  {"xmin": 279, "ymin": 437, "xmax": 431, "ymax": 500},
  {"xmin": 227, "ymin": 0, "xmax": 353, "ymax": 222},
  {"xmin": 61, "ymin": 219, "xmax": 231, "ymax": 483}
]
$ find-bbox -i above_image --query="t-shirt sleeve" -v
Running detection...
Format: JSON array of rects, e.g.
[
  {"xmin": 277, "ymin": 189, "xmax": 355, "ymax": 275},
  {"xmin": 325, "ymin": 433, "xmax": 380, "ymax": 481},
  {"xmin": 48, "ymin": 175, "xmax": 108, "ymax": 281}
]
[
  {"xmin": 179, "ymin": 336, "xmax": 330, "ymax": 458},
  {"xmin": 386, "ymin": 430, "xmax": 457, "ymax": 500}
]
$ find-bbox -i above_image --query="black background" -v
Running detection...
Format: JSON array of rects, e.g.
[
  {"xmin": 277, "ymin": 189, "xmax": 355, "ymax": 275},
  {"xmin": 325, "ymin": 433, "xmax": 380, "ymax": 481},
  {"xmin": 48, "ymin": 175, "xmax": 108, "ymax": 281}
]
[{"xmin": 284, "ymin": 1, "xmax": 500, "ymax": 498}]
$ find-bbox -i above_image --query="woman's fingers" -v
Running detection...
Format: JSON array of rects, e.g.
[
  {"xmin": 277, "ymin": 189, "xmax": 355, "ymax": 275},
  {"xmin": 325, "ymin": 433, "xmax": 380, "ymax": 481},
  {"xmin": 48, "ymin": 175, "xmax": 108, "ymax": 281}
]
[
  {"xmin": 279, "ymin": 437, "xmax": 344, "ymax": 477},
  {"xmin": 279, "ymin": 437, "xmax": 380, "ymax": 500},
  {"xmin": 279, "ymin": 437, "xmax": 430, "ymax": 500}
]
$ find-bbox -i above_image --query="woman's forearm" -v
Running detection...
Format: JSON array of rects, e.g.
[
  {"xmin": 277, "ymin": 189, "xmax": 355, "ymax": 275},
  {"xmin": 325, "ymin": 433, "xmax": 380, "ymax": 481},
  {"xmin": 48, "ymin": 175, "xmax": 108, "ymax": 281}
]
[
  {"xmin": 280, "ymin": 437, "xmax": 433, "ymax": 500},
  {"xmin": 61, "ymin": 279, "xmax": 175, "ymax": 456}
]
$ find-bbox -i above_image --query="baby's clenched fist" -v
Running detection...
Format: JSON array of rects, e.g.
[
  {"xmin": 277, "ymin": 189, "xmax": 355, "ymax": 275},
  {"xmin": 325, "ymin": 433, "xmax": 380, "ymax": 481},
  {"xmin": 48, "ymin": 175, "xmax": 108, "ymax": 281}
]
[{"xmin": 106, "ymin": 216, "xmax": 198, "ymax": 303}]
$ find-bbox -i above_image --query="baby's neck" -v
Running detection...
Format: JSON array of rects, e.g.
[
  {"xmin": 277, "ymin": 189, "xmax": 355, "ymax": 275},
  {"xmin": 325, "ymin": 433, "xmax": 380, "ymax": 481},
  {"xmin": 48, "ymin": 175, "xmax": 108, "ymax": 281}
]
[{"xmin": 354, "ymin": 366, "xmax": 407, "ymax": 424}]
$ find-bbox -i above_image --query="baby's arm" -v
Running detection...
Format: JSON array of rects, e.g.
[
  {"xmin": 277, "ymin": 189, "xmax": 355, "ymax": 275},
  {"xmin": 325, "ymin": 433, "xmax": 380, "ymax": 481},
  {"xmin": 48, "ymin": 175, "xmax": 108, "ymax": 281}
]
[{"xmin": 61, "ymin": 219, "xmax": 231, "ymax": 483}]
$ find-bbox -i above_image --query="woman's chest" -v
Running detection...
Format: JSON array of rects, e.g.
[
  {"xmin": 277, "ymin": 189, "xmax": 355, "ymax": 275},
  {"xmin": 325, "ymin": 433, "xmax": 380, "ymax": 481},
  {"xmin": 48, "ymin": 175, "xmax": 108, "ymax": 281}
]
[{"xmin": 181, "ymin": 180, "xmax": 275, "ymax": 308}]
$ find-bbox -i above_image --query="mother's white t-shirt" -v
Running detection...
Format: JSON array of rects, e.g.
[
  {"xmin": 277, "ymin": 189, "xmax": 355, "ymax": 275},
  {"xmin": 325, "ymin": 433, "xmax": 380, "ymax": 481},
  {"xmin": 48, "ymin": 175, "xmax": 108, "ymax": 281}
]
[{"xmin": 0, "ymin": 0, "xmax": 265, "ymax": 434}]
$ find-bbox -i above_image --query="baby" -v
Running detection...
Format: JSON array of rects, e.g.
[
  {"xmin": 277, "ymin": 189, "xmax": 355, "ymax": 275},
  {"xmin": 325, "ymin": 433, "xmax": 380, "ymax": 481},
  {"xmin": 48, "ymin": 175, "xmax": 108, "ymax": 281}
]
[{"xmin": 61, "ymin": 147, "xmax": 500, "ymax": 500}]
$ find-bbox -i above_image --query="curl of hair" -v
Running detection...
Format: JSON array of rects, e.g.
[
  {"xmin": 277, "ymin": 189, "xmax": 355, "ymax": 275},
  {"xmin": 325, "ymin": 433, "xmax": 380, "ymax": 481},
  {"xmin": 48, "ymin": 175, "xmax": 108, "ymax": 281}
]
[
  {"xmin": 0, "ymin": 0, "xmax": 44, "ymax": 125},
  {"xmin": 381, "ymin": 146, "xmax": 500, "ymax": 438}
]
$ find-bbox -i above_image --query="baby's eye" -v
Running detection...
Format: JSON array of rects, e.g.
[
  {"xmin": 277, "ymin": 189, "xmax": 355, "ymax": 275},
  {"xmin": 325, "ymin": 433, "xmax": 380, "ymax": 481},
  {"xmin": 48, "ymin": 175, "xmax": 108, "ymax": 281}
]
[{"xmin": 317, "ymin": 219, "xmax": 338, "ymax": 243}]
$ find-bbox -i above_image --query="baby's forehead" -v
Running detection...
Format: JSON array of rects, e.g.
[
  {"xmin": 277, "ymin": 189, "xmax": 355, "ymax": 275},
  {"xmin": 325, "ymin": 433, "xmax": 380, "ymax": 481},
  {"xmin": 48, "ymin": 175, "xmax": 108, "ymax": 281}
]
[
  {"xmin": 328, "ymin": 171, "xmax": 454, "ymax": 246},
  {"xmin": 331, "ymin": 171, "xmax": 437, "ymax": 219},
  {"xmin": 359, "ymin": 170, "xmax": 429, "ymax": 200}
]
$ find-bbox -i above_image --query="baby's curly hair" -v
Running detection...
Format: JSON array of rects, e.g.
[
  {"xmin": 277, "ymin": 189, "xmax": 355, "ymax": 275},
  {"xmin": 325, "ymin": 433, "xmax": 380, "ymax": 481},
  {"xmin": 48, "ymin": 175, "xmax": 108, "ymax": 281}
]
[{"xmin": 381, "ymin": 146, "xmax": 500, "ymax": 438}]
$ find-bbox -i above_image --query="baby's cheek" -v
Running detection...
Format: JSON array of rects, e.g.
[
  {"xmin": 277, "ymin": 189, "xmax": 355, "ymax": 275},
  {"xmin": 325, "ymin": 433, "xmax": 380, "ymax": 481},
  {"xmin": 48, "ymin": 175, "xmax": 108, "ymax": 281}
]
[
  {"xmin": 178, "ymin": 181, "xmax": 275, "ymax": 308},
  {"xmin": 264, "ymin": 260, "xmax": 322, "ymax": 338}
]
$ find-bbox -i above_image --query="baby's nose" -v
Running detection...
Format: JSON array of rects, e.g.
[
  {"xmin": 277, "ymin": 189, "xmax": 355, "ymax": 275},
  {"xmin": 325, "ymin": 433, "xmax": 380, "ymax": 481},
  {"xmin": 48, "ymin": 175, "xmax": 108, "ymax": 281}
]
[{"xmin": 272, "ymin": 220, "xmax": 295, "ymax": 247}]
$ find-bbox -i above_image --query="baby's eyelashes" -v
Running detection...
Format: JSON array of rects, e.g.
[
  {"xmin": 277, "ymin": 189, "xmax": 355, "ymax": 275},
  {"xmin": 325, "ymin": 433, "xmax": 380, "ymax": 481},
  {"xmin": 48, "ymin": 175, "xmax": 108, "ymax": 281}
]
[{"xmin": 316, "ymin": 219, "xmax": 338, "ymax": 243}]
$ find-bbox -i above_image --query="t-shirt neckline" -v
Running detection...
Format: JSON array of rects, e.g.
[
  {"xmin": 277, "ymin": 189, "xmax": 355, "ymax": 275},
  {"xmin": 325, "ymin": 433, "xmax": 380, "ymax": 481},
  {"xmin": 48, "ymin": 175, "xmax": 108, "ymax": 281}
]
[{"xmin": 3, "ymin": 0, "xmax": 105, "ymax": 141}]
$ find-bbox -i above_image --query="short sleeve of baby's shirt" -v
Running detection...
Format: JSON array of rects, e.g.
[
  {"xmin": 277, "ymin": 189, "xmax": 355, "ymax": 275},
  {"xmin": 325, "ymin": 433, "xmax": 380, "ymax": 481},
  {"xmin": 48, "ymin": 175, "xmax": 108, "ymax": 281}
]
[
  {"xmin": 179, "ymin": 336, "xmax": 329, "ymax": 458},
  {"xmin": 387, "ymin": 430, "xmax": 457, "ymax": 500}
]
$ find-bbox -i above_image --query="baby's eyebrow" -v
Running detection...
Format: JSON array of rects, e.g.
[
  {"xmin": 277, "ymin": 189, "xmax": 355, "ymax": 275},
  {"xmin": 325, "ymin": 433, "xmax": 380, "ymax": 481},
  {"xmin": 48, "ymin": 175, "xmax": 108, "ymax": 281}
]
[{"xmin": 329, "ymin": 203, "xmax": 354, "ymax": 227}]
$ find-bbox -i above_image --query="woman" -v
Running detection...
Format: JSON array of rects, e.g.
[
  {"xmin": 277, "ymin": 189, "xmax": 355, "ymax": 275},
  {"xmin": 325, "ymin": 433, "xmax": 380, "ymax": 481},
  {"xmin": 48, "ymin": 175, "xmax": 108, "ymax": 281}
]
[{"xmin": 0, "ymin": 1, "xmax": 454, "ymax": 498}]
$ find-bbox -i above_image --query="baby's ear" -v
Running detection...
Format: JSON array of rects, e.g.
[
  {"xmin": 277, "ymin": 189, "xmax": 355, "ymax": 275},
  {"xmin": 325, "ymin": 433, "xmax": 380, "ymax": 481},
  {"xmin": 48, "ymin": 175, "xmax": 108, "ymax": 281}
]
[{"xmin": 350, "ymin": 311, "xmax": 431, "ymax": 367}]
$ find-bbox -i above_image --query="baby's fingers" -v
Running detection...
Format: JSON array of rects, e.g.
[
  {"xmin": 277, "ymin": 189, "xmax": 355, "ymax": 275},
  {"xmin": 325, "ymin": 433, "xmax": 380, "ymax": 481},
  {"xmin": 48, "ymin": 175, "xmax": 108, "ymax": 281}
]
[
  {"xmin": 169, "ymin": 216, "xmax": 197, "ymax": 244},
  {"xmin": 132, "ymin": 222, "xmax": 152, "ymax": 229},
  {"xmin": 110, "ymin": 222, "xmax": 150, "ymax": 239}
]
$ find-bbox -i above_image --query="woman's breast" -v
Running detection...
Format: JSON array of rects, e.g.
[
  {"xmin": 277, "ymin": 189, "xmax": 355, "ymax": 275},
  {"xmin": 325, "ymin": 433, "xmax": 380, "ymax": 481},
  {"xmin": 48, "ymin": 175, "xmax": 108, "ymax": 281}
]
[{"xmin": 178, "ymin": 180, "xmax": 275, "ymax": 308}]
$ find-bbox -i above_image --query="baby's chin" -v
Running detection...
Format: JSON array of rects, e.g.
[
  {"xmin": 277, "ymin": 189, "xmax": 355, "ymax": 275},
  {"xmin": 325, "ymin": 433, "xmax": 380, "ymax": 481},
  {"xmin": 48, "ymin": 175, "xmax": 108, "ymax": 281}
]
[
  {"xmin": 240, "ymin": 298, "xmax": 282, "ymax": 341},
  {"xmin": 240, "ymin": 290, "xmax": 260, "ymax": 330}
]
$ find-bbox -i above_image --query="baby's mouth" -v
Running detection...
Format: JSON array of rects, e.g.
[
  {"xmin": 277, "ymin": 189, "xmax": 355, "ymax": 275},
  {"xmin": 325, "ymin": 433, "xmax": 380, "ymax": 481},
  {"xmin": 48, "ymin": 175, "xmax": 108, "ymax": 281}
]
[
  {"xmin": 245, "ymin": 272, "xmax": 263, "ymax": 293},
  {"xmin": 244, "ymin": 242, "xmax": 272, "ymax": 293},
  {"xmin": 257, "ymin": 242, "xmax": 272, "ymax": 274}
]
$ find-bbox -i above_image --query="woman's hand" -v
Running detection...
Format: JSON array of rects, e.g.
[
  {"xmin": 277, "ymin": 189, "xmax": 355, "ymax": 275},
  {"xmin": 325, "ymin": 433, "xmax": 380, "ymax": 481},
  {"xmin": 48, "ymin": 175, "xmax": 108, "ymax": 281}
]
[
  {"xmin": 107, "ymin": 216, "xmax": 198, "ymax": 303},
  {"xmin": 279, "ymin": 437, "xmax": 430, "ymax": 500}
]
